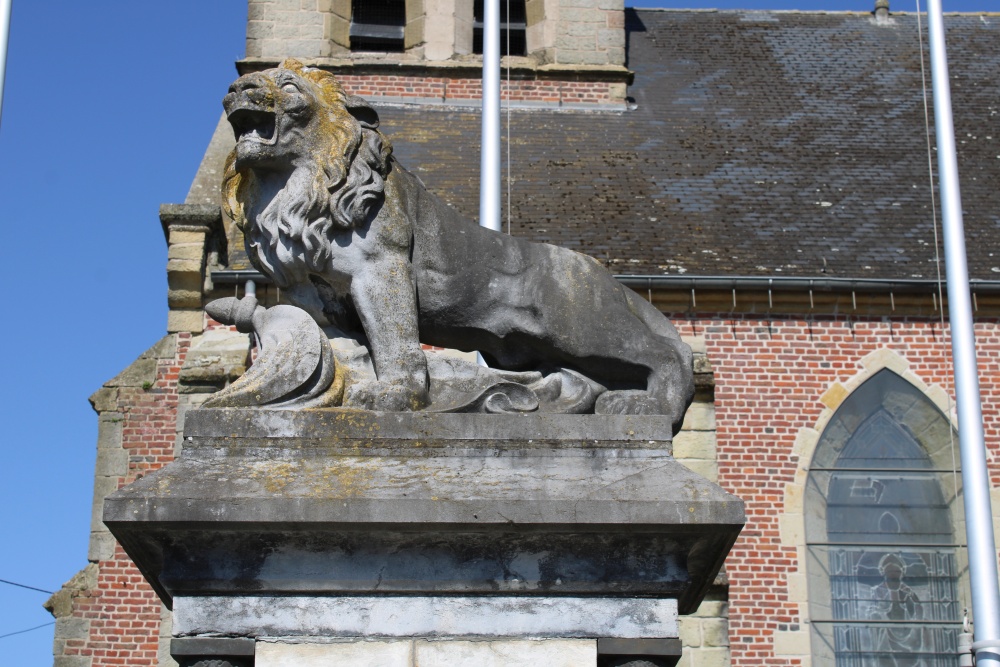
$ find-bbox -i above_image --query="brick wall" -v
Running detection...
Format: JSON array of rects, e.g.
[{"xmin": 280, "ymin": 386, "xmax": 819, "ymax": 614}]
[
  {"xmin": 687, "ymin": 314, "xmax": 999, "ymax": 667},
  {"xmin": 49, "ymin": 311, "xmax": 1000, "ymax": 666},
  {"xmin": 336, "ymin": 73, "xmax": 621, "ymax": 105}
]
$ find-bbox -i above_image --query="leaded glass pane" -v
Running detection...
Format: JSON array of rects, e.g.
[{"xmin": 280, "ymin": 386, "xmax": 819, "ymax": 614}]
[
  {"xmin": 813, "ymin": 621, "xmax": 959, "ymax": 667},
  {"xmin": 814, "ymin": 468, "xmax": 953, "ymax": 545}
]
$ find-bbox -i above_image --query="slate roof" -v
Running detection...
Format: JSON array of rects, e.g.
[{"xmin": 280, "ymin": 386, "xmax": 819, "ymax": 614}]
[{"xmin": 218, "ymin": 10, "xmax": 1000, "ymax": 280}]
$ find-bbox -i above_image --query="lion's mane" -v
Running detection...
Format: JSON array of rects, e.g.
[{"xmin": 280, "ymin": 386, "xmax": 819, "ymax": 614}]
[{"xmin": 222, "ymin": 61, "xmax": 392, "ymax": 288}]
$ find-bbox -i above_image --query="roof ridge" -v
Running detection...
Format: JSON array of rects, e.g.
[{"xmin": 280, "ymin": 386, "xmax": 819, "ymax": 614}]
[{"xmin": 628, "ymin": 7, "xmax": 1000, "ymax": 15}]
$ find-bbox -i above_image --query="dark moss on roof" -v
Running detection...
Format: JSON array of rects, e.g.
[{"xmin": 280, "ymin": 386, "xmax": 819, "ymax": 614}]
[{"xmin": 228, "ymin": 10, "xmax": 1000, "ymax": 280}]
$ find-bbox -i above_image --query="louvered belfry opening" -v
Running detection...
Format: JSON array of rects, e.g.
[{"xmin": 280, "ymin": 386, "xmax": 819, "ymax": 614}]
[
  {"xmin": 473, "ymin": 0, "xmax": 527, "ymax": 56},
  {"xmin": 351, "ymin": 0, "xmax": 406, "ymax": 52}
]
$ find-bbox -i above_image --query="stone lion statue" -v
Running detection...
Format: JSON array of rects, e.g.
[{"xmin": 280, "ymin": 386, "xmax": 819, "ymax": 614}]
[{"xmin": 222, "ymin": 59, "xmax": 694, "ymax": 430}]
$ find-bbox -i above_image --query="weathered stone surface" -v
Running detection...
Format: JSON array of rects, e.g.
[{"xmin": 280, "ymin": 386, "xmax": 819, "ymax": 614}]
[
  {"xmin": 104, "ymin": 358, "xmax": 157, "ymax": 388},
  {"xmin": 178, "ymin": 329, "xmax": 250, "ymax": 387},
  {"xmin": 200, "ymin": 298, "xmax": 335, "ymax": 408},
  {"xmin": 168, "ymin": 309, "xmax": 205, "ymax": 334},
  {"xmin": 53, "ymin": 657, "xmax": 91, "ymax": 667},
  {"xmin": 773, "ymin": 629, "xmax": 811, "ymax": 656},
  {"xmin": 44, "ymin": 564, "xmax": 98, "ymax": 618},
  {"xmin": 222, "ymin": 61, "xmax": 694, "ymax": 430},
  {"xmin": 95, "ymin": 419, "xmax": 123, "ymax": 450},
  {"xmin": 683, "ymin": 647, "xmax": 729, "ymax": 667},
  {"xmin": 701, "ymin": 617, "xmax": 730, "ymax": 647},
  {"xmin": 673, "ymin": 430, "xmax": 716, "ymax": 460},
  {"xmin": 183, "ymin": 407, "xmax": 677, "ymax": 445},
  {"xmin": 87, "ymin": 531, "xmax": 116, "ymax": 562},
  {"xmin": 159, "ymin": 604, "xmax": 176, "ymax": 667},
  {"xmin": 679, "ymin": 617, "xmax": 701, "ymax": 647},
  {"xmin": 680, "ymin": 402, "xmax": 715, "ymax": 431},
  {"xmin": 555, "ymin": 48, "xmax": 611, "ymax": 65},
  {"xmin": 175, "ymin": 596, "xmax": 678, "ymax": 639},
  {"xmin": 679, "ymin": 459, "xmax": 718, "ymax": 483},
  {"xmin": 168, "ymin": 288, "xmax": 204, "ymax": 310},
  {"xmin": 330, "ymin": 0, "xmax": 350, "ymax": 18},
  {"xmin": 152, "ymin": 335, "xmax": 180, "ymax": 358},
  {"xmin": 167, "ymin": 258, "xmax": 203, "ymax": 274},
  {"xmin": 89, "ymin": 387, "xmax": 118, "ymax": 413},
  {"xmin": 54, "ymin": 617, "xmax": 90, "ymax": 641},
  {"xmin": 690, "ymin": 600, "xmax": 728, "ymax": 618},
  {"xmin": 160, "ymin": 204, "xmax": 221, "ymax": 228},
  {"xmin": 326, "ymin": 12, "xmax": 350, "ymax": 48},
  {"xmin": 106, "ymin": 410, "xmax": 743, "ymax": 615},
  {"xmin": 91, "ymin": 476, "xmax": 119, "ymax": 530},
  {"xmin": 94, "ymin": 448, "xmax": 129, "ymax": 477},
  {"xmin": 692, "ymin": 354, "xmax": 713, "ymax": 375},
  {"xmin": 168, "ymin": 229, "xmax": 208, "ymax": 246},
  {"xmin": 168, "ymin": 243, "xmax": 207, "ymax": 261}
]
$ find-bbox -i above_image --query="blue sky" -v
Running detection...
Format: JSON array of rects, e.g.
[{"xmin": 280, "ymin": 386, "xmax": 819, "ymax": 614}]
[{"xmin": 0, "ymin": 0, "xmax": 994, "ymax": 664}]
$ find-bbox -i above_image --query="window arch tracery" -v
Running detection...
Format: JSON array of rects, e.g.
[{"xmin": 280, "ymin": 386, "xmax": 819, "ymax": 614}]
[{"xmin": 806, "ymin": 369, "xmax": 964, "ymax": 666}]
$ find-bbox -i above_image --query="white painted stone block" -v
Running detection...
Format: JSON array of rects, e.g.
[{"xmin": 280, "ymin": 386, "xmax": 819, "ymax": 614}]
[
  {"xmin": 414, "ymin": 638, "xmax": 596, "ymax": 666},
  {"xmin": 256, "ymin": 640, "xmax": 413, "ymax": 667}
]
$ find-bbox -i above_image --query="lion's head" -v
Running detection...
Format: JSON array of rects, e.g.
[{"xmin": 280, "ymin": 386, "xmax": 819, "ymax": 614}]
[{"xmin": 222, "ymin": 59, "xmax": 392, "ymax": 287}]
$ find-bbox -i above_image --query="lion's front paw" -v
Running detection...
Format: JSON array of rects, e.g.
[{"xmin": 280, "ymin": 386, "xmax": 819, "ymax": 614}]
[{"xmin": 343, "ymin": 379, "xmax": 428, "ymax": 412}]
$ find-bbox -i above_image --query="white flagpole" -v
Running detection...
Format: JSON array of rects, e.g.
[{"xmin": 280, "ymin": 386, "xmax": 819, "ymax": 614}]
[
  {"xmin": 926, "ymin": 2, "xmax": 1000, "ymax": 663},
  {"xmin": 479, "ymin": 0, "xmax": 501, "ymax": 233},
  {"xmin": 476, "ymin": 0, "xmax": 502, "ymax": 367},
  {"xmin": 0, "ymin": 0, "xmax": 12, "ymax": 129}
]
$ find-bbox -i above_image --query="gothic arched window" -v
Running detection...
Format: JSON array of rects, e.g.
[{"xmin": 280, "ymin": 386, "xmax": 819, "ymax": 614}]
[{"xmin": 806, "ymin": 369, "xmax": 964, "ymax": 666}]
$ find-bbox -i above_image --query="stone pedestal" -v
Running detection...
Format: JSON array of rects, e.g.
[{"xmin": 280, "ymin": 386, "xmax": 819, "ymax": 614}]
[{"xmin": 105, "ymin": 409, "xmax": 744, "ymax": 666}]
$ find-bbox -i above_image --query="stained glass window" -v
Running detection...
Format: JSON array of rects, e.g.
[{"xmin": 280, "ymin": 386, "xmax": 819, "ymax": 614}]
[{"xmin": 806, "ymin": 370, "xmax": 964, "ymax": 667}]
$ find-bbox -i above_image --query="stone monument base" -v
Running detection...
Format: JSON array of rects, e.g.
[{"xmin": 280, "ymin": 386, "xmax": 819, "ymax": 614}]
[{"xmin": 105, "ymin": 409, "xmax": 744, "ymax": 667}]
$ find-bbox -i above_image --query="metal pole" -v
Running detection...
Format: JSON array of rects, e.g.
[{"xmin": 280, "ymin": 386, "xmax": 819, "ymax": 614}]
[
  {"xmin": 479, "ymin": 0, "xmax": 501, "ymax": 233},
  {"xmin": 0, "ymin": 0, "xmax": 12, "ymax": 129},
  {"xmin": 927, "ymin": 2, "xmax": 1000, "ymax": 662}
]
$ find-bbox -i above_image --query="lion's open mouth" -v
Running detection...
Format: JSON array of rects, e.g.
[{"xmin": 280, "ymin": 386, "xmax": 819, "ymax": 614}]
[{"xmin": 229, "ymin": 108, "xmax": 277, "ymax": 146}]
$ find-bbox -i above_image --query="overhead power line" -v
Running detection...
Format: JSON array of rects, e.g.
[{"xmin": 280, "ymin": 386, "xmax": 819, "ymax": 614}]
[
  {"xmin": 0, "ymin": 621, "xmax": 55, "ymax": 641},
  {"xmin": 0, "ymin": 578, "xmax": 54, "ymax": 594}
]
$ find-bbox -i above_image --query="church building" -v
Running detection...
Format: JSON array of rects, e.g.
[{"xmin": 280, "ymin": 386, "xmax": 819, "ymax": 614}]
[{"xmin": 47, "ymin": 1, "xmax": 1000, "ymax": 666}]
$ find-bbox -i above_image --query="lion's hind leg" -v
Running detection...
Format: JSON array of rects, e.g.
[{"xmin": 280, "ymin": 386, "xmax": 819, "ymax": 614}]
[{"xmin": 594, "ymin": 333, "xmax": 694, "ymax": 435}]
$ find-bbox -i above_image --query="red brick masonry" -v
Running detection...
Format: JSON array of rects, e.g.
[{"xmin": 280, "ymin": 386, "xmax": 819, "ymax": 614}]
[{"xmin": 337, "ymin": 74, "xmax": 619, "ymax": 105}]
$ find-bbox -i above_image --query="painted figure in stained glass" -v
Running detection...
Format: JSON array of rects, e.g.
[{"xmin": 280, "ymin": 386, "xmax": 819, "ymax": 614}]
[{"xmin": 867, "ymin": 553, "xmax": 927, "ymax": 666}]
